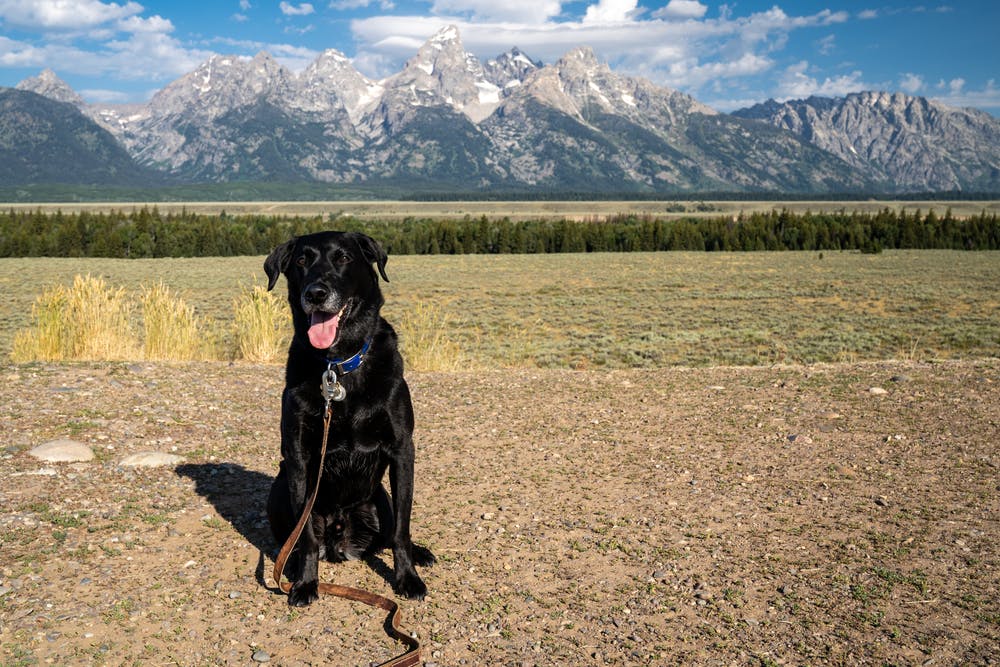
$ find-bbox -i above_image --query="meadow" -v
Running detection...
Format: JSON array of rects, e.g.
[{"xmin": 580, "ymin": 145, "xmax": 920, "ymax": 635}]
[
  {"xmin": 5, "ymin": 198, "xmax": 1000, "ymax": 220},
  {"xmin": 1, "ymin": 250, "xmax": 997, "ymax": 368}
]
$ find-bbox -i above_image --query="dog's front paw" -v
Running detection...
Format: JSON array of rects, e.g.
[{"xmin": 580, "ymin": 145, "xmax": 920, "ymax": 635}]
[
  {"xmin": 394, "ymin": 570, "xmax": 427, "ymax": 600},
  {"xmin": 412, "ymin": 544, "xmax": 436, "ymax": 567},
  {"xmin": 289, "ymin": 579, "xmax": 319, "ymax": 607}
]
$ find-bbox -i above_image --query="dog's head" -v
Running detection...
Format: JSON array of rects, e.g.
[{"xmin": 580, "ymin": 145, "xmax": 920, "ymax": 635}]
[{"xmin": 264, "ymin": 231, "xmax": 389, "ymax": 353}]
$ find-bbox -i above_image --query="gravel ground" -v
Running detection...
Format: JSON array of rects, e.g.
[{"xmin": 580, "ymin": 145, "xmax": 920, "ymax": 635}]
[{"xmin": 1, "ymin": 359, "xmax": 998, "ymax": 666}]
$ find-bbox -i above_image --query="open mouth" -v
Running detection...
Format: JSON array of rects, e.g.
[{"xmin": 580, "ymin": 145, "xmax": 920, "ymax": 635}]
[{"xmin": 306, "ymin": 302, "xmax": 349, "ymax": 350}]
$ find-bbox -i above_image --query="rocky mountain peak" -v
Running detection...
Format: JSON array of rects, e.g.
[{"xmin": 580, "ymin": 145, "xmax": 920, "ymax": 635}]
[
  {"xmin": 734, "ymin": 91, "xmax": 1000, "ymax": 191},
  {"xmin": 148, "ymin": 52, "xmax": 294, "ymax": 118},
  {"xmin": 296, "ymin": 49, "xmax": 382, "ymax": 122},
  {"xmin": 484, "ymin": 47, "xmax": 541, "ymax": 92},
  {"xmin": 15, "ymin": 68, "xmax": 85, "ymax": 108},
  {"xmin": 383, "ymin": 24, "xmax": 501, "ymax": 123}
]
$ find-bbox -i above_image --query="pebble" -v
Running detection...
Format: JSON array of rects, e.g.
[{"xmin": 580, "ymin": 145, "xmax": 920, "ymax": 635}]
[
  {"xmin": 251, "ymin": 649, "xmax": 270, "ymax": 663},
  {"xmin": 874, "ymin": 496, "xmax": 890, "ymax": 507},
  {"xmin": 868, "ymin": 387, "xmax": 888, "ymax": 395},
  {"xmin": 890, "ymin": 374, "xmax": 911, "ymax": 383},
  {"xmin": 119, "ymin": 452, "xmax": 185, "ymax": 467},
  {"xmin": 0, "ymin": 586, "xmax": 10, "ymax": 596},
  {"xmin": 28, "ymin": 439, "xmax": 94, "ymax": 463},
  {"xmin": 652, "ymin": 570, "xmax": 668, "ymax": 580},
  {"xmin": 229, "ymin": 591, "xmax": 241, "ymax": 599}
]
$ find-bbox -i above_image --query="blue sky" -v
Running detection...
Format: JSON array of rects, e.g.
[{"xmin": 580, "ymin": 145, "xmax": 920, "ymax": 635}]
[{"xmin": 0, "ymin": 0, "xmax": 997, "ymax": 114}]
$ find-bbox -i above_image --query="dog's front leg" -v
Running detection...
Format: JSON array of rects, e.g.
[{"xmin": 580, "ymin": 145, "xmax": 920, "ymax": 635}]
[
  {"xmin": 388, "ymin": 436, "xmax": 427, "ymax": 600},
  {"xmin": 280, "ymin": 394, "xmax": 322, "ymax": 606}
]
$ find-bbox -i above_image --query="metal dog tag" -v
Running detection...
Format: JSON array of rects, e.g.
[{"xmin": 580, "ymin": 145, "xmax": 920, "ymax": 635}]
[{"xmin": 322, "ymin": 368, "xmax": 347, "ymax": 402}]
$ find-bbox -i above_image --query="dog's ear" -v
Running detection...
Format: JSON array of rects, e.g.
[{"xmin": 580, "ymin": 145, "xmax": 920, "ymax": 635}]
[
  {"xmin": 349, "ymin": 233, "xmax": 389, "ymax": 282},
  {"xmin": 264, "ymin": 238, "xmax": 296, "ymax": 291}
]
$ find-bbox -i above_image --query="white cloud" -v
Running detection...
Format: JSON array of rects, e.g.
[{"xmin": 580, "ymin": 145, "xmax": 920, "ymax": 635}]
[
  {"xmin": 279, "ymin": 2, "xmax": 315, "ymax": 16},
  {"xmin": 583, "ymin": 0, "xmax": 641, "ymax": 24},
  {"xmin": 430, "ymin": 0, "xmax": 562, "ymax": 23},
  {"xmin": 817, "ymin": 34, "xmax": 835, "ymax": 55},
  {"xmin": 858, "ymin": 9, "xmax": 878, "ymax": 20},
  {"xmin": 240, "ymin": 0, "xmax": 252, "ymax": 9},
  {"xmin": 0, "ymin": 2, "xmax": 213, "ymax": 86},
  {"xmin": 933, "ymin": 79, "xmax": 1000, "ymax": 111},
  {"xmin": 899, "ymin": 72, "xmax": 924, "ymax": 94},
  {"xmin": 659, "ymin": 52, "xmax": 773, "ymax": 89},
  {"xmin": 330, "ymin": 0, "xmax": 394, "ymax": 8},
  {"xmin": 652, "ymin": 0, "xmax": 708, "ymax": 20},
  {"xmin": 776, "ymin": 60, "xmax": 869, "ymax": 100},
  {"xmin": 0, "ymin": 0, "xmax": 143, "ymax": 31}
]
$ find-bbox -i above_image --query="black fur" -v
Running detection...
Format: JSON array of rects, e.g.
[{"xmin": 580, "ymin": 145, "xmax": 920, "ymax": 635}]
[{"xmin": 264, "ymin": 231, "xmax": 434, "ymax": 606}]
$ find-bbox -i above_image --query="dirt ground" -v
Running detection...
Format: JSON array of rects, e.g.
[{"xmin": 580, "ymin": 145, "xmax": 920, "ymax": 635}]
[{"xmin": 1, "ymin": 359, "xmax": 997, "ymax": 666}]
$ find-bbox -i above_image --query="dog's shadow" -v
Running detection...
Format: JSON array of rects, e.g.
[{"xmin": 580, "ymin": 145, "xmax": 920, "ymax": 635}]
[{"xmin": 175, "ymin": 462, "xmax": 395, "ymax": 591}]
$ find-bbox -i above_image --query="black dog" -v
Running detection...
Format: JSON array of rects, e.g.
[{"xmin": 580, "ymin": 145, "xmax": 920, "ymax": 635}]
[{"xmin": 264, "ymin": 231, "xmax": 434, "ymax": 606}]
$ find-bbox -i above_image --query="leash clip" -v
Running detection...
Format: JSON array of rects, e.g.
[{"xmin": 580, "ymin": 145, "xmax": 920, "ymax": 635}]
[{"xmin": 322, "ymin": 364, "xmax": 347, "ymax": 404}]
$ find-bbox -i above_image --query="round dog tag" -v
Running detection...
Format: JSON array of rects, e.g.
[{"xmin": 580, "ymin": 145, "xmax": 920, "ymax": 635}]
[
  {"xmin": 330, "ymin": 381, "xmax": 347, "ymax": 402},
  {"xmin": 322, "ymin": 368, "xmax": 347, "ymax": 403}
]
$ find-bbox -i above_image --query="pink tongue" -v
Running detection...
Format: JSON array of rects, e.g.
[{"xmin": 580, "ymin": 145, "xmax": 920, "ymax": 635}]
[{"xmin": 307, "ymin": 311, "xmax": 340, "ymax": 349}]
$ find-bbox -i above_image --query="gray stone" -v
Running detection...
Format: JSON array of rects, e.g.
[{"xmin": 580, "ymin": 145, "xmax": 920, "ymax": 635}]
[
  {"xmin": 28, "ymin": 439, "xmax": 94, "ymax": 463},
  {"xmin": 119, "ymin": 452, "xmax": 184, "ymax": 468},
  {"xmin": 252, "ymin": 649, "xmax": 270, "ymax": 663}
]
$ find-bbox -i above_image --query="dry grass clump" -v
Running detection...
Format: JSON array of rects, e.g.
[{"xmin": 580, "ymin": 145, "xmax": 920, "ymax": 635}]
[
  {"xmin": 11, "ymin": 276, "xmax": 284, "ymax": 363},
  {"xmin": 140, "ymin": 282, "xmax": 215, "ymax": 361},
  {"xmin": 394, "ymin": 300, "xmax": 467, "ymax": 372},
  {"xmin": 232, "ymin": 284, "xmax": 287, "ymax": 363},
  {"xmin": 11, "ymin": 275, "xmax": 138, "ymax": 362}
]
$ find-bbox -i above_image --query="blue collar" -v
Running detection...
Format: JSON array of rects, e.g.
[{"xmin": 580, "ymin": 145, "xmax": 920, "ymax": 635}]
[{"xmin": 327, "ymin": 337, "xmax": 372, "ymax": 376}]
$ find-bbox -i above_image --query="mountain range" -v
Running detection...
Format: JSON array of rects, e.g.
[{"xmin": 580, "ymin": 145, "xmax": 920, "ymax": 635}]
[{"xmin": 6, "ymin": 25, "xmax": 999, "ymax": 195}]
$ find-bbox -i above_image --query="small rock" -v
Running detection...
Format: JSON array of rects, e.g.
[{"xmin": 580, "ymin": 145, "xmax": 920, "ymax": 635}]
[
  {"xmin": 890, "ymin": 374, "xmax": 911, "ymax": 383},
  {"xmin": 652, "ymin": 570, "xmax": 668, "ymax": 580},
  {"xmin": 787, "ymin": 434, "xmax": 813, "ymax": 444},
  {"xmin": 252, "ymin": 650, "xmax": 270, "ymax": 663},
  {"xmin": 28, "ymin": 439, "xmax": 94, "ymax": 463},
  {"xmin": 119, "ymin": 452, "xmax": 184, "ymax": 468},
  {"xmin": 0, "ymin": 586, "xmax": 10, "ymax": 596},
  {"xmin": 481, "ymin": 512, "xmax": 494, "ymax": 520},
  {"xmin": 869, "ymin": 387, "xmax": 888, "ymax": 395},
  {"xmin": 875, "ymin": 496, "xmax": 890, "ymax": 507},
  {"xmin": 229, "ymin": 591, "xmax": 241, "ymax": 599}
]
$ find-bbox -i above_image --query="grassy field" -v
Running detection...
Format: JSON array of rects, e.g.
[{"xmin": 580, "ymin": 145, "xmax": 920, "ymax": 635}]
[
  {"xmin": 2, "ymin": 250, "xmax": 997, "ymax": 368},
  {"xmin": 3, "ymin": 199, "xmax": 998, "ymax": 220}
]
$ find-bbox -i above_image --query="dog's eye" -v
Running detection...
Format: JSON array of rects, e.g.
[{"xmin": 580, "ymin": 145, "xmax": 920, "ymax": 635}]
[
  {"xmin": 296, "ymin": 255, "xmax": 307, "ymax": 267},
  {"xmin": 335, "ymin": 253, "xmax": 351, "ymax": 265}
]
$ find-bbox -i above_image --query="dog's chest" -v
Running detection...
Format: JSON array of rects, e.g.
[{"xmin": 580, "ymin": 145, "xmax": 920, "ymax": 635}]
[{"xmin": 322, "ymin": 436, "xmax": 386, "ymax": 486}]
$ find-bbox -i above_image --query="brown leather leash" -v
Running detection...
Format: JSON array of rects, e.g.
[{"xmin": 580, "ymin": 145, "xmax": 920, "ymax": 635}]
[{"xmin": 271, "ymin": 403, "xmax": 421, "ymax": 667}]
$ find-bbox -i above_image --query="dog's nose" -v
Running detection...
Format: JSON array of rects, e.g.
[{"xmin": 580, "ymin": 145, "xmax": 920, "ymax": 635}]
[{"xmin": 304, "ymin": 283, "xmax": 329, "ymax": 304}]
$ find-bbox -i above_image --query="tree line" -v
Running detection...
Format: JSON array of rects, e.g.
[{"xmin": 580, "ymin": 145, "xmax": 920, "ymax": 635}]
[{"xmin": 0, "ymin": 206, "xmax": 997, "ymax": 257}]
